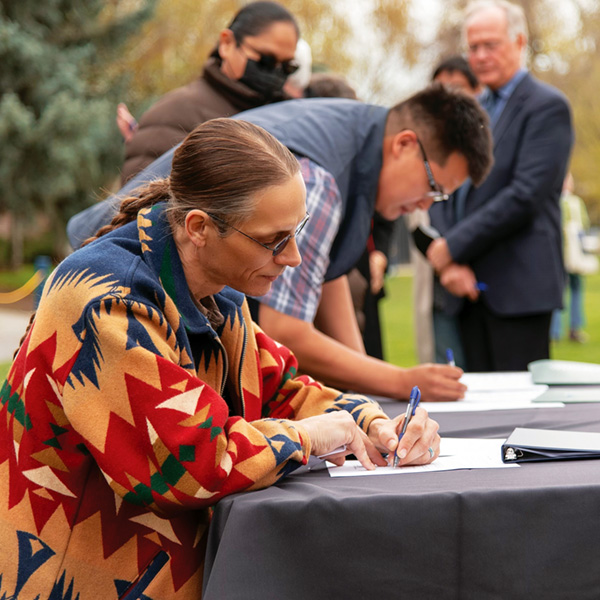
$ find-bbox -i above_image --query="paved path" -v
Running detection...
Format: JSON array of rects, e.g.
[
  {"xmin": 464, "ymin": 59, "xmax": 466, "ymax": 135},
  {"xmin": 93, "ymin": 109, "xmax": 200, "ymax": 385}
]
[{"xmin": 0, "ymin": 308, "xmax": 32, "ymax": 362}]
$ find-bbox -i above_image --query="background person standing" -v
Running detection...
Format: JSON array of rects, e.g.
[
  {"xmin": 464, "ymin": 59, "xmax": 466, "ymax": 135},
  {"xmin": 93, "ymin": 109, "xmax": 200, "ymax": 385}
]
[
  {"xmin": 121, "ymin": 1, "xmax": 300, "ymax": 184},
  {"xmin": 551, "ymin": 172, "xmax": 599, "ymax": 343},
  {"xmin": 428, "ymin": 0, "xmax": 574, "ymax": 372}
]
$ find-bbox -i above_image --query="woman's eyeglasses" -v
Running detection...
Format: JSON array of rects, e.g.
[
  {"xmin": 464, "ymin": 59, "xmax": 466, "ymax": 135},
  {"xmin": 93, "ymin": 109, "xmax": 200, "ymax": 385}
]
[{"xmin": 208, "ymin": 212, "xmax": 310, "ymax": 256}]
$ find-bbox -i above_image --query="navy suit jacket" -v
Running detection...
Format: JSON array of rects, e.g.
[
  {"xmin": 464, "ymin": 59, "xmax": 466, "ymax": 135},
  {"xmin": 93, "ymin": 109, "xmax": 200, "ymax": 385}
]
[{"xmin": 429, "ymin": 73, "xmax": 573, "ymax": 317}]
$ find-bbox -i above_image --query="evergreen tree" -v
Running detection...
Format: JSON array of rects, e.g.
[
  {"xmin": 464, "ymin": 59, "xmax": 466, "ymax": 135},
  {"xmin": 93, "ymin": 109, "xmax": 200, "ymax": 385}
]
[{"xmin": 0, "ymin": 0, "xmax": 157, "ymax": 265}]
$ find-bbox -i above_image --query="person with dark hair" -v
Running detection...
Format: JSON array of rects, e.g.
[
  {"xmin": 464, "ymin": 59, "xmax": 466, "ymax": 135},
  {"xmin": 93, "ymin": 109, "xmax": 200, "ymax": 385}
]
[
  {"xmin": 67, "ymin": 84, "xmax": 493, "ymax": 402},
  {"xmin": 121, "ymin": 1, "xmax": 300, "ymax": 184},
  {"xmin": 432, "ymin": 55, "xmax": 480, "ymax": 93},
  {"xmin": 427, "ymin": 0, "xmax": 574, "ymax": 371},
  {"xmin": 0, "ymin": 118, "xmax": 441, "ymax": 598},
  {"xmin": 305, "ymin": 72, "xmax": 358, "ymax": 99}
]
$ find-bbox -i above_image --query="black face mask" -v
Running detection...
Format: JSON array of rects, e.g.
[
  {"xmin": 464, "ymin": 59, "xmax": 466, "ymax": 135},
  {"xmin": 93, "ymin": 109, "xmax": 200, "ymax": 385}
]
[{"xmin": 238, "ymin": 57, "xmax": 288, "ymax": 98}]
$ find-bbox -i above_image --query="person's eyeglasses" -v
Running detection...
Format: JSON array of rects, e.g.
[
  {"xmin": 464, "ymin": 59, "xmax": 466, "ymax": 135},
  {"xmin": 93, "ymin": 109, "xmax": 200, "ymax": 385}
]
[
  {"xmin": 240, "ymin": 42, "xmax": 299, "ymax": 76},
  {"xmin": 416, "ymin": 138, "xmax": 449, "ymax": 202},
  {"xmin": 208, "ymin": 212, "xmax": 310, "ymax": 256},
  {"xmin": 468, "ymin": 41, "xmax": 502, "ymax": 55}
]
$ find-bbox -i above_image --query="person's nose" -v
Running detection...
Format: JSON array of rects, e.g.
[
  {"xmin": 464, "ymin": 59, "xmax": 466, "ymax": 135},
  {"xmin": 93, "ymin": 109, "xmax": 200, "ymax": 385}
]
[
  {"xmin": 275, "ymin": 236, "xmax": 302, "ymax": 267},
  {"xmin": 413, "ymin": 197, "xmax": 434, "ymax": 212}
]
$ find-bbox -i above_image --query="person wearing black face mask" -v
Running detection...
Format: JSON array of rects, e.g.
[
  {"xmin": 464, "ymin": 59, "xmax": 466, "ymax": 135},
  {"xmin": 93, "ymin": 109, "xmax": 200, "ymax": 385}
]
[
  {"xmin": 120, "ymin": 1, "xmax": 301, "ymax": 185},
  {"xmin": 235, "ymin": 38, "xmax": 300, "ymax": 98}
]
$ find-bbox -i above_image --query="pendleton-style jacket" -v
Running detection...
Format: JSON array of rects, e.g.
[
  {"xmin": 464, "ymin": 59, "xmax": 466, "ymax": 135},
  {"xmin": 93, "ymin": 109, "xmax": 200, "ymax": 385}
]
[{"xmin": 0, "ymin": 204, "xmax": 386, "ymax": 599}]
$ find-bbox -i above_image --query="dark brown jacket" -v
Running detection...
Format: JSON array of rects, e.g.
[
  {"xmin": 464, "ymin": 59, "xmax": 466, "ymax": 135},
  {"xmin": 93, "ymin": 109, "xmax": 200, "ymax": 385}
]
[{"xmin": 121, "ymin": 58, "xmax": 287, "ymax": 184}]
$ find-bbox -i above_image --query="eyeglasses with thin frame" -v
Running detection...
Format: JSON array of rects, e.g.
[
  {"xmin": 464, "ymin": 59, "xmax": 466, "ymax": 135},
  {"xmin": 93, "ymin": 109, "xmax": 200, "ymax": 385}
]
[
  {"xmin": 207, "ymin": 212, "xmax": 310, "ymax": 256},
  {"xmin": 416, "ymin": 138, "xmax": 450, "ymax": 202},
  {"xmin": 239, "ymin": 41, "xmax": 300, "ymax": 76}
]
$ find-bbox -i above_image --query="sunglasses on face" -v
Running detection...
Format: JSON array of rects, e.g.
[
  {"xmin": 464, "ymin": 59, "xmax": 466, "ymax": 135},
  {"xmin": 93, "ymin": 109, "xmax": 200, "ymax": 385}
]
[
  {"xmin": 208, "ymin": 212, "xmax": 310, "ymax": 256},
  {"xmin": 240, "ymin": 42, "xmax": 300, "ymax": 76}
]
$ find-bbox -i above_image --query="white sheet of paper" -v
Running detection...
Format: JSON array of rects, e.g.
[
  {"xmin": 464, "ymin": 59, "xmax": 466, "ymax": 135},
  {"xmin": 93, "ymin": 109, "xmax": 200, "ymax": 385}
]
[
  {"xmin": 420, "ymin": 377, "xmax": 557, "ymax": 413},
  {"xmin": 421, "ymin": 400, "xmax": 563, "ymax": 413},
  {"xmin": 326, "ymin": 438, "xmax": 518, "ymax": 477},
  {"xmin": 460, "ymin": 371, "xmax": 537, "ymax": 392}
]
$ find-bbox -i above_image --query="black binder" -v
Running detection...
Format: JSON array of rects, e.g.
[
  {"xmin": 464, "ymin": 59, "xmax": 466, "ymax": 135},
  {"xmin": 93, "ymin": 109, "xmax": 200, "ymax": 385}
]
[{"xmin": 502, "ymin": 427, "xmax": 600, "ymax": 463}]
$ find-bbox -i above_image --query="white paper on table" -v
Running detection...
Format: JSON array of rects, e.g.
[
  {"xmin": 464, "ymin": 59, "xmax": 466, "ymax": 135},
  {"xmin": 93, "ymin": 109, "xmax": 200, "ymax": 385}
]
[
  {"xmin": 460, "ymin": 371, "xmax": 538, "ymax": 392},
  {"xmin": 326, "ymin": 438, "xmax": 518, "ymax": 477},
  {"xmin": 421, "ymin": 400, "xmax": 563, "ymax": 413},
  {"xmin": 419, "ymin": 381, "xmax": 561, "ymax": 412}
]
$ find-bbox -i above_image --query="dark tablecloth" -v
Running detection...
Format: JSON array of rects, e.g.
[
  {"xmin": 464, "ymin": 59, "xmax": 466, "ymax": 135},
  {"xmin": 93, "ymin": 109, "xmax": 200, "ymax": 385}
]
[{"xmin": 203, "ymin": 403, "xmax": 600, "ymax": 600}]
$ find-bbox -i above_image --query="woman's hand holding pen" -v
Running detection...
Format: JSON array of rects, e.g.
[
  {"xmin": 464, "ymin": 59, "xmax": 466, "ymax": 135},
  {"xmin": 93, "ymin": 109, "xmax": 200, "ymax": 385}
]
[{"xmin": 368, "ymin": 409, "xmax": 440, "ymax": 466}]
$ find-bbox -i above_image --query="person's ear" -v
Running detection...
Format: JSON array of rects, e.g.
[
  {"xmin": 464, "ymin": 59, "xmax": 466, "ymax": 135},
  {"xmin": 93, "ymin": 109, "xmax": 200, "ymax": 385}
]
[
  {"xmin": 390, "ymin": 130, "xmax": 418, "ymax": 159},
  {"xmin": 185, "ymin": 210, "xmax": 211, "ymax": 248},
  {"xmin": 217, "ymin": 29, "xmax": 237, "ymax": 62},
  {"xmin": 515, "ymin": 33, "xmax": 527, "ymax": 53}
]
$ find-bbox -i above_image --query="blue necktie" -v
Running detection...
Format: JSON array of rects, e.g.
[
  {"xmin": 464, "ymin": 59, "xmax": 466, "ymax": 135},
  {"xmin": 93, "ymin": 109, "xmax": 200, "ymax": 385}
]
[
  {"xmin": 485, "ymin": 89, "xmax": 502, "ymax": 123},
  {"xmin": 454, "ymin": 89, "xmax": 501, "ymax": 222}
]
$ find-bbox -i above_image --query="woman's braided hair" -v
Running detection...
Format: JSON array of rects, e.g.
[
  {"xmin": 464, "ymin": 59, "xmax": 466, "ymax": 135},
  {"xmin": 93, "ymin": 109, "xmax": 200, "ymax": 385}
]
[{"xmin": 14, "ymin": 118, "xmax": 300, "ymax": 357}]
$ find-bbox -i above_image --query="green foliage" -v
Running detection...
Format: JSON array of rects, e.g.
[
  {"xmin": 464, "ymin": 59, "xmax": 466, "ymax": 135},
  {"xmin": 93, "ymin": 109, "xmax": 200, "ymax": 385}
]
[
  {"xmin": 0, "ymin": 231, "xmax": 57, "ymax": 266},
  {"xmin": 0, "ymin": 264, "xmax": 35, "ymax": 289},
  {"xmin": 381, "ymin": 271, "xmax": 600, "ymax": 367},
  {"xmin": 0, "ymin": 0, "xmax": 157, "ymax": 262}
]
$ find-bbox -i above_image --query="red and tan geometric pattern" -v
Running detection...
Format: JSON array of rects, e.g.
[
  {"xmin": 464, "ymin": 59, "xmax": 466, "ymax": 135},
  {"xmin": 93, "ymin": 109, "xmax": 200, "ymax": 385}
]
[{"xmin": 0, "ymin": 204, "xmax": 387, "ymax": 598}]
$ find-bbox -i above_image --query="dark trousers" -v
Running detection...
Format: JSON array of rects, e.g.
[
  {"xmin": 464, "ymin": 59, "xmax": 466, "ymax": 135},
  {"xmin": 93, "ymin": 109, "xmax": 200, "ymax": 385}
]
[{"xmin": 459, "ymin": 301, "xmax": 552, "ymax": 372}]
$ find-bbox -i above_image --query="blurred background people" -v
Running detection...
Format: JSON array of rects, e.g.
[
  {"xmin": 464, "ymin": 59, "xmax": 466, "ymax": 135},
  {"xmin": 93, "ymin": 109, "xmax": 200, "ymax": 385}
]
[
  {"xmin": 432, "ymin": 55, "xmax": 482, "ymax": 95},
  {"xmin": 305, "ymin": 72, "xmax": 359, "ymax": 99},
  {"xmin": 427, "ymin": 0, "xmax": 574, "ymax": 372},
  {"xmin": 407, "ymin": 55, "xmax": 480, "ymax": 366},
  {"xmin": 121, "ymin": 1, "xmax": 300, "ymax": 184},
  {"xmin": 551, "ymin": 172, "xmax": 599, "ymax": 343}
]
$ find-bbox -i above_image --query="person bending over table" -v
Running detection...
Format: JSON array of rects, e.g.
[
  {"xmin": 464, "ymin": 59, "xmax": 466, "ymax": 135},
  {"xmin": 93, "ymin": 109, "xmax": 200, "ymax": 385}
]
[
  {"xmin": 0, "ymin": 119, "xmax": 440, "ymax": 600},
  {"xmin": 67, "ymin": 86, "xmax": 494, "ymax": 403}
]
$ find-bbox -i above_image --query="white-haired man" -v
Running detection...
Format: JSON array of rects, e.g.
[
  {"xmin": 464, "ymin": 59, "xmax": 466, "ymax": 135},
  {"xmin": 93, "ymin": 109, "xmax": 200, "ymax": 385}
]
[{"xmin": 427, "ymin": 0, "xmax": 574, "ymax": 371}]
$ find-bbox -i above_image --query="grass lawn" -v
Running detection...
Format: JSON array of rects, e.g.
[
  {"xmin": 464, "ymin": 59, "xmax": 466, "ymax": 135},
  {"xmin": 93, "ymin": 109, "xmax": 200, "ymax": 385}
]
[{"xmin": 380, "ymin": 269, "xmax": 600, "ymax": 367}]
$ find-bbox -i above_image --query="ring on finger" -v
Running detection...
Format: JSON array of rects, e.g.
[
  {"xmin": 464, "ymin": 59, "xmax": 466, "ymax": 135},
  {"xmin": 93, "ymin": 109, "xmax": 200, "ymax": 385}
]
[{"xmin": 428, "ymin": 447, "xmax": 435, "ymax": 459}]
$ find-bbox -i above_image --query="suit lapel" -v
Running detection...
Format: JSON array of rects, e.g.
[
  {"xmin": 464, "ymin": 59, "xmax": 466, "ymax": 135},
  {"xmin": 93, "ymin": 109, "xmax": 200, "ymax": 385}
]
[{"xmin": 492, "ymin": 73, "xmax": 532, "ymax": 147}]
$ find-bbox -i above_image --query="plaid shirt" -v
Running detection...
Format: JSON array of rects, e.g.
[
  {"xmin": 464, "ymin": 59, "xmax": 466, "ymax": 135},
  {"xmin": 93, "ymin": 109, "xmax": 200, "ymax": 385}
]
[{"xmin": 253, "ymin": 157, "xmax": 343, "ymax": 322}]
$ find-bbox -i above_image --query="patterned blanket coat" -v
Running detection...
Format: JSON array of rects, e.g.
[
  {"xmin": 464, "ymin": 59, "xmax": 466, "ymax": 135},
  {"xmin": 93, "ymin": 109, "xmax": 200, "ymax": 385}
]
[{"xmin": 0, "ymin": 204, "xmax": 387, "ymax": 599}]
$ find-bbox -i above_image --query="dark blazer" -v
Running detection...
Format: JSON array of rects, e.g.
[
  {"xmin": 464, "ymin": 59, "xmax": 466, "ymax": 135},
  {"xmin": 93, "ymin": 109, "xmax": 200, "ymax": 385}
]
[{"xmin": 430, "ymin": 72, "xmax": 573, "ymax": 317}]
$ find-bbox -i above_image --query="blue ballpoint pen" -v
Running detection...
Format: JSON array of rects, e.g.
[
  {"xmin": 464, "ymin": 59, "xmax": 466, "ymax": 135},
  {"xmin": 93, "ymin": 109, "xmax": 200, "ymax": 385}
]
[
  {"xmin": 446, "ymin": 347, "xmax": 455, "ymax": 367},
  {"xmin": 393, "ymin": 386, "xmax": 421, "ymax": 467}
]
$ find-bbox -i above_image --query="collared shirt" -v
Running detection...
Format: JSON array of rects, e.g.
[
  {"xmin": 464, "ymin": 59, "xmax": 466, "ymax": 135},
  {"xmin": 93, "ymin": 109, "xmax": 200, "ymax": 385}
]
[
  {"xmin": 251, "ymin": 157, "xmax": 343, "ymax": 322},
  {"xmin": 480, "ymin": 68, "xmax": 528, "ymax": 125}
]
